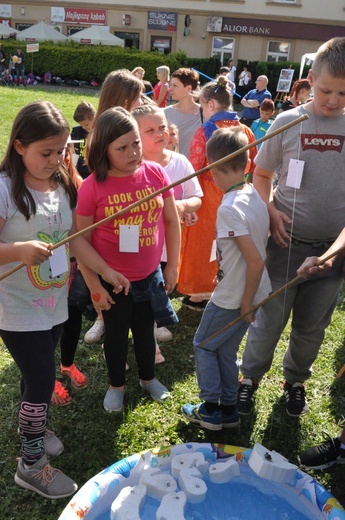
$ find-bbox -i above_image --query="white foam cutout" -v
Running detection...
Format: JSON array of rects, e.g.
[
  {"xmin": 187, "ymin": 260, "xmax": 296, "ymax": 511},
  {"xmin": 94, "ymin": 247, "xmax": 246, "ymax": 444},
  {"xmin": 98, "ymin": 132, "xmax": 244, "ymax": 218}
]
[
  {"xmin": 139, "ymin": 467, "xmax": 177, "ymax": 501},
  {"xmin": 156, "ymin": 491, "xmax": 187, "ymax": 520},
  {"xmin": 248, "ymin": 443, "xmax": 297, "ymax": 483},
  {"xmin": 208, "ymin": 458, "xmax": 240, "ymax": 483},
  {"xmin": 171, "ymin": 452, "xmax": 208, "ymax": 479},
  {"xmin": 178, "ymin": 467, "xmax": 207, "ymax": 504},
  {"xmin": 110, "ymin": 484, "xmax": 146, "ymax": 520}
]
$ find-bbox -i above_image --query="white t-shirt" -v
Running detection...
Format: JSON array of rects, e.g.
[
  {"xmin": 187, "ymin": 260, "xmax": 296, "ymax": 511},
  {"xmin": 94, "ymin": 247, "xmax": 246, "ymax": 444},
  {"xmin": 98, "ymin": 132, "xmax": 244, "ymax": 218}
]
[
  {"xmin": 0, "ymin": 174, "xmax": 72, "ymax": 331},
  {"xmin": 162, "ymin": 151, "xmax": 203, "ymax": 262},
  {"xmin": 212, "ymin": 184, "xmax": 271, "ymax": 309},
  {"xmin": 228, "ymin": 65, "xmax": 236, "ymax": 83}
]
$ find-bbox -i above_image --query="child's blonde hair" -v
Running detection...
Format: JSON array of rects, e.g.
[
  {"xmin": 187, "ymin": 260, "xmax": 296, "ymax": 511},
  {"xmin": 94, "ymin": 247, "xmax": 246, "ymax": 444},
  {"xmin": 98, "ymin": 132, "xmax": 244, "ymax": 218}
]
[
  {"xmin": 132, "ymin": 103, "xmax": 167, "ymax": 122},
  {"xmin": 313, "ymin": 37, "xmax": 345, "ymax": 79},
  {"xmin": 200, "ymin": 76, "xmax": 233, "ymax": 111}
]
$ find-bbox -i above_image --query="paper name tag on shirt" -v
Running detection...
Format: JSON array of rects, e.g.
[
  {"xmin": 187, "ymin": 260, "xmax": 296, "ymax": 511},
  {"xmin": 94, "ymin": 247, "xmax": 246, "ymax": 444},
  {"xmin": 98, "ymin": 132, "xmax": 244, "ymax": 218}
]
[
  {"xmin": 286, "ymin": 158, "xmax": 305, "ymax": 189},
  {"xmin": 119, "ymin": 225, "xmax": 139, "ymax": 253},
  {"xmin": 209, "ymin": 240, "xmax": 217, "ymax": 262},
  {"xmin": 49, "ymin": 245, "xmax": 69, "ymax": 278}
]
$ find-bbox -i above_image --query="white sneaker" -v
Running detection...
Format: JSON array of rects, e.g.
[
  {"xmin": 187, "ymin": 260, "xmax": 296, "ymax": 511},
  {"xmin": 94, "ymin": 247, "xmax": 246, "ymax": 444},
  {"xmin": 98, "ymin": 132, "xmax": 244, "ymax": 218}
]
[
  {"xmin": 84, "ymin": 319, "xmax": 105, "ymax": 344},
  {"xmin": 154, "ymin": 324, "xmax": 173, "ymax": 342}
]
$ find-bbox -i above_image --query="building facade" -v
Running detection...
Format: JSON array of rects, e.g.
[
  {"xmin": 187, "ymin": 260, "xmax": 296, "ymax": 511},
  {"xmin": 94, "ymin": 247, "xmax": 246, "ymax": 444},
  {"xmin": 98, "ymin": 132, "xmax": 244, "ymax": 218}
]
[{"xmin": 1, "ymin": 1, "xmax": 345, "ymax": 64}]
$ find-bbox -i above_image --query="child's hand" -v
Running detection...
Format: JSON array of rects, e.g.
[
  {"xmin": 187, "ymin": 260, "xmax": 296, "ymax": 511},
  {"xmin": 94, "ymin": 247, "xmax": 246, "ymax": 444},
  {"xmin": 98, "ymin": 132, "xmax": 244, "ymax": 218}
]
[
  {"xmin": 102, "ymin": 268, "xmax": 130, "ymax": 295},
  {"xmin": 91, "ymin": 286, "xmax": 114, "ymax": 313},
  {"xmin": 241, "ymin": 302, "xmax": 256, "ymax": 323},
  {"xmin": 183, "ymin": 212, "xmax": 199, "ymax": 226},
  {"xmin": 17, "ymin": 241, "xmax": 52, "ymax": 265},
  {"xmin": 163, "ymin": 265, "xmax": 178, "ymax": 294}
]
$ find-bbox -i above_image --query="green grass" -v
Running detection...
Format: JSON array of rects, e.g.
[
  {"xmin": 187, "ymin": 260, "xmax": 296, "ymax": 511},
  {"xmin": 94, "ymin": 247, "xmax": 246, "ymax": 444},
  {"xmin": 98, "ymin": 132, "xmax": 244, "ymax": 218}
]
[{"xmin": 0, "ymin": 85, "xmax": 344, "ymax": 519}]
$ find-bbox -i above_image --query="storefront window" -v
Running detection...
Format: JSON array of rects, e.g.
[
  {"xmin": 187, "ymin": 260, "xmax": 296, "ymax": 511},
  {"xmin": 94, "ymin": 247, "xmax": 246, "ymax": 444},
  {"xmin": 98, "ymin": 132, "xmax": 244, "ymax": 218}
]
[
  {"xmin": 15, "ymin": 23, "xmax": 32, "ymax": 31},
  {"xmin": 150, "ymin": 36, "xmax": 172, "ymax": 55},
  {"xmin": 212, "ymin": 37, "xmax": 235, "ymax": 65},
  {"xmin": 115, "ymin": 32, "xmax": 140, "ymax": 49},
  {"xmin": 67, "ymin": 26, "xmax": 85, "ymax": 36},
  {"xmin": 267, "ymin": 41, "xmax": 290, "ymax": 62}
]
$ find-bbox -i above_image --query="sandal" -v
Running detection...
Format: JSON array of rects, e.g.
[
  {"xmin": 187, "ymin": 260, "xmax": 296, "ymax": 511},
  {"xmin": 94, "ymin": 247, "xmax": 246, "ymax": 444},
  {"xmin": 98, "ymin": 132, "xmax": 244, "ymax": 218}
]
[
  {"xmin": 60, "ymin": 363, "xmax": 88, "ymax": 389},
  {"xmin": 51, "ymin": 380, "xmax": 72, "ymax": 406}
]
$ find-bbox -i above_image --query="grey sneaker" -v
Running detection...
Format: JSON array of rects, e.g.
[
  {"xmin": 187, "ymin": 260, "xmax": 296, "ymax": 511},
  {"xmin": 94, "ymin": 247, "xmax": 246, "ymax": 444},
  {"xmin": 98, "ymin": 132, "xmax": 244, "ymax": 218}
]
[
  {"xmin": 15, "ymin": 454, "xmax": 78, "ymax": 499},
  {"xmin": 44, "ymin": 429, "xmax": 64, "ymax": 457},
  {"xmin": 139, "ymin": 378, "xmax": 171, "ymax": 403}
]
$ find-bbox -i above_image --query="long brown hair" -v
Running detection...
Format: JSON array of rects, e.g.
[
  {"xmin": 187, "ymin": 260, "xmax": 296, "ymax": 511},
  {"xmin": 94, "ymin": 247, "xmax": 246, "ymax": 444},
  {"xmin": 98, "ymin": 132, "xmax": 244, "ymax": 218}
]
[
  {"xmin": 94, "ymin": 69, "xmax": 143, "ymax": 124},
  {"xmin": 0, "ymin": 101, "xmax": 77, "ymax": 220}
]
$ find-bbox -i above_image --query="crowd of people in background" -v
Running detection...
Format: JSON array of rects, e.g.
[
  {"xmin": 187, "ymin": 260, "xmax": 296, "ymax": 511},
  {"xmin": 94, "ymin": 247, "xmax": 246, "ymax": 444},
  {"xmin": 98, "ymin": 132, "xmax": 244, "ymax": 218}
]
[{"xmin": 2, "ymin": 36, "xmax": 345, "ymax": 503}]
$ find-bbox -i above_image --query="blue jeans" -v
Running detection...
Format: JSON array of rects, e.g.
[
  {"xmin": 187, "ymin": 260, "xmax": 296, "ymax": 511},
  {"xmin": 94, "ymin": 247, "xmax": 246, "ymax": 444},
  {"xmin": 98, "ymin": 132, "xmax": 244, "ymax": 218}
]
[{"xmin": 193, "ymin": 301, "xmax": 249, "ymax": 405}]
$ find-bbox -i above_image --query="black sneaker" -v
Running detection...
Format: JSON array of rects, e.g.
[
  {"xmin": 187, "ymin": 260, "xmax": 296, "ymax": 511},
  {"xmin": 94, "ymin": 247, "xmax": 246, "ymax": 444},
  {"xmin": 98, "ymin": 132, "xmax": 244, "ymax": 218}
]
[
  {"xmin": 298, "ymin": 435, "xmax": 345, "ymax": 469},
  {"xmin": 181, "ymin": 296, "xmax": 207, "ymax": 311},
  {"xmin": 237, "ymin": 378, "xmax": 258, "ymax": 416},
  {"xmin": 284, "ymin": 381, "xmax": 309, "ymax": 417}
]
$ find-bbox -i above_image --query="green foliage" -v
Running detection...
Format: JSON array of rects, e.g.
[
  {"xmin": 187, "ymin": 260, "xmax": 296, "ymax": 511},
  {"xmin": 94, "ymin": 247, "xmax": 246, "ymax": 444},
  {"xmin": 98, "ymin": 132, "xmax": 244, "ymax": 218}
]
[{"xmin": 0, "ymin": 39, "xmax": 220, "ymax": 86}]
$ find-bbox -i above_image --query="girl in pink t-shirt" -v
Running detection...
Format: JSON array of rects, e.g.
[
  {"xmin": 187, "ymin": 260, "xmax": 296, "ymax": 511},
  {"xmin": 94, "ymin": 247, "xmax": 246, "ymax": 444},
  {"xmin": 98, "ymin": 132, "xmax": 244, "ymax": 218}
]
[{"xmin": 76, "ymin": 107, "xmax": 181, "ymax": 413}]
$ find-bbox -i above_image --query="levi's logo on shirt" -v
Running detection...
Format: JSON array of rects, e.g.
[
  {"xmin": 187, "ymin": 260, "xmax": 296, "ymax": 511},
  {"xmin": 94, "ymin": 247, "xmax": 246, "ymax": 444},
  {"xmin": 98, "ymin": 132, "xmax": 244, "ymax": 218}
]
[
  {"xmin": 228, "ymin": 231, "xmax": 235, "ymax": 237},
  {"xmin": 301, "ymin": 134, "xmax": 344, "ymax": 153}
]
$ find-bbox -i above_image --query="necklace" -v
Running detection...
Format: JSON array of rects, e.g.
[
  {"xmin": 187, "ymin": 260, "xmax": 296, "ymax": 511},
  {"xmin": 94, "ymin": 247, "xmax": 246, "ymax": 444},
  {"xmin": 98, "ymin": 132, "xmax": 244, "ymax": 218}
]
[{"xmin": 224, "ymin": 176, "xmax": 249, "ymax": 194}]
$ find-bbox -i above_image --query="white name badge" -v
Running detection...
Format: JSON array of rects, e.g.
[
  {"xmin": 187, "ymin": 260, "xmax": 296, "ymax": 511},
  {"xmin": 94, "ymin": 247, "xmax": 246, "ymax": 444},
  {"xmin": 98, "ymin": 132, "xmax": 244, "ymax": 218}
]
[
  {"xmin": 286, "ymin": 158, "xmax": 305, "ymax": 189},
  {"xmin": 119, "ymin": 225, "xmax": 139, "ymax": 253},
  {"xmin": 49, "ymin": 244, "xmax": 69, "ymax": 277},
  {"xmin": 209, "ymin": 240, "xmax": 217, "ymax": 262}
]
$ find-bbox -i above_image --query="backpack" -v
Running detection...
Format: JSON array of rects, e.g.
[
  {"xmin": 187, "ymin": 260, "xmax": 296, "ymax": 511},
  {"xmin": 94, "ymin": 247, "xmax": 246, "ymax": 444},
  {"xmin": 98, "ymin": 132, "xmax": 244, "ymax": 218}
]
[{"xmin": 44, "ymin": 72, "xmax": 51, "ymax": 84}]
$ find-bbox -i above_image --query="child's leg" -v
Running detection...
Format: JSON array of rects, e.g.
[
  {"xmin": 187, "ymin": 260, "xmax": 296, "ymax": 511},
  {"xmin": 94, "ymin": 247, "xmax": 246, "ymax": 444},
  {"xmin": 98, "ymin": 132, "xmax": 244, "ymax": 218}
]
[
  {"xmin": 60, "ymin": 305, "xmax": 82, "ymax": 367},
  {"xmin": 1, "ymin": 325, "xmax": 62, "ymax": 464},
  {"xmin": 131, "ymin": 300, "xmax": 155, "ymax": 381},
  {"xmin": 193, "ymin": 302, "xmax": 248, "ymax": 405},
  {"xmin": 102, "ymin": 289, "xmax": 132, "ymax": 387}
]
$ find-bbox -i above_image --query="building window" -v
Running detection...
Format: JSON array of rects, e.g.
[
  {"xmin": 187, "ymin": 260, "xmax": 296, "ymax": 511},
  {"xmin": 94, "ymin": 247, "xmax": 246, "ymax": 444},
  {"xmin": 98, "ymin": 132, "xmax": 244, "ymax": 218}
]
[
  {"xmin": 67, "ymin": 26, "xmax": 85, "ymax": 37},
  {"xmin": 150, "ymin": 36, "xmax": 172, "ymax": 55},
  {"xmin": 15, "ymin": 23, "xmax": 32, "ymax": 31},
  {"xmin": 267, "ymin": 41, "xmax": 290, "ymax": 62},
  {"xmin": 115, "ymin": 32, "xmax": 140, "ymax": 49},
  {"xmin": 212, "ymin": 37, "xmax": 235, "ymax": 66}
]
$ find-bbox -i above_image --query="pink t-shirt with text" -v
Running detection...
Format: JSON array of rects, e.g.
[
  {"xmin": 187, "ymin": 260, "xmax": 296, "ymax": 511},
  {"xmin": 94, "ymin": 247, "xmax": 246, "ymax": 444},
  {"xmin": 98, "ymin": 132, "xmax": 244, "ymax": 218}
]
[{"xmin": 76, "ymin": 161, "xmax": 174, "ymax": 281}]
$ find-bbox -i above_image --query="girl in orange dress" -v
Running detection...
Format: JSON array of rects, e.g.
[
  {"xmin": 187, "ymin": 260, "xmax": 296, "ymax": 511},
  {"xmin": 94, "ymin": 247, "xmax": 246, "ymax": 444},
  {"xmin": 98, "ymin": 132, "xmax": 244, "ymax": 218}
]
[{"xmin": 178, "ymin": 76, "xmax": 257, "ymax": 309}]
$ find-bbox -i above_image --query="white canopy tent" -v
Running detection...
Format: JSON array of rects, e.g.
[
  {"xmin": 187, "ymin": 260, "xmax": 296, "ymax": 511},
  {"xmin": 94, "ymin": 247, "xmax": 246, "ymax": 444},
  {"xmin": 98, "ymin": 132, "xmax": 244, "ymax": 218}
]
[
  {"xmin": 18, "ymin": 22, "xmax": 68, "ymax": 43},
  {"xmin": 299, "ymin": 52, "xmax": 317, "ymax": 78},
  {"xmin": 0, "ymin": 23, "xmax": 19, "ymax": 38},
  {"xmin": 69, "ymin": 26, "xmax": 124, "ymax": 46}
]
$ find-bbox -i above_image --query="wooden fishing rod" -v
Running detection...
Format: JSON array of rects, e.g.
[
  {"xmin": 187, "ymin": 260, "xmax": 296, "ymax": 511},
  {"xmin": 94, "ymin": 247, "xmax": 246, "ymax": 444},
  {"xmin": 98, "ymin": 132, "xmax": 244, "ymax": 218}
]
[
  {"xmin": 196, "ymin": 245, "xmax": 345, "ymax": 349},
  {"xmin": 0, "ymin": 113, "xmax": 308, "ymax": 282}
]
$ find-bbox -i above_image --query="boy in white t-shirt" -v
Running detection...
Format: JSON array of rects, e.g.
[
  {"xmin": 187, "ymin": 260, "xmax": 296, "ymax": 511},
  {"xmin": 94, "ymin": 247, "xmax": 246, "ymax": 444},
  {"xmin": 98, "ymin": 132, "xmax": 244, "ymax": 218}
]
[{"xmin": 182, "ymin": 127, "xmax": 271, "ymax": 430}]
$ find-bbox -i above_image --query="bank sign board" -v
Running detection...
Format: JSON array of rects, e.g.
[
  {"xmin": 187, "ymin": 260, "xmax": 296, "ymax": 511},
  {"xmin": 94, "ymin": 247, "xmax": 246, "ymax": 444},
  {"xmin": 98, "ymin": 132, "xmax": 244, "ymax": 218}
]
[
  {"xmin": 207, "ymin": 16, "xmax": 345, "ymax": 41},
  {"xmin": 147, "ymin": 11, "xmax": 177, "ymax": 32}
]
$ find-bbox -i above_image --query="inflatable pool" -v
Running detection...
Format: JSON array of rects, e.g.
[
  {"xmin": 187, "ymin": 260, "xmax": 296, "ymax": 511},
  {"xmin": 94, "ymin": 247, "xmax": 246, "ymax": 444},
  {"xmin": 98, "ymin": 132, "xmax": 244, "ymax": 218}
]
[{"xmin": 58, "ymin": 442, "xmax": 345, "ymax": 520}]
